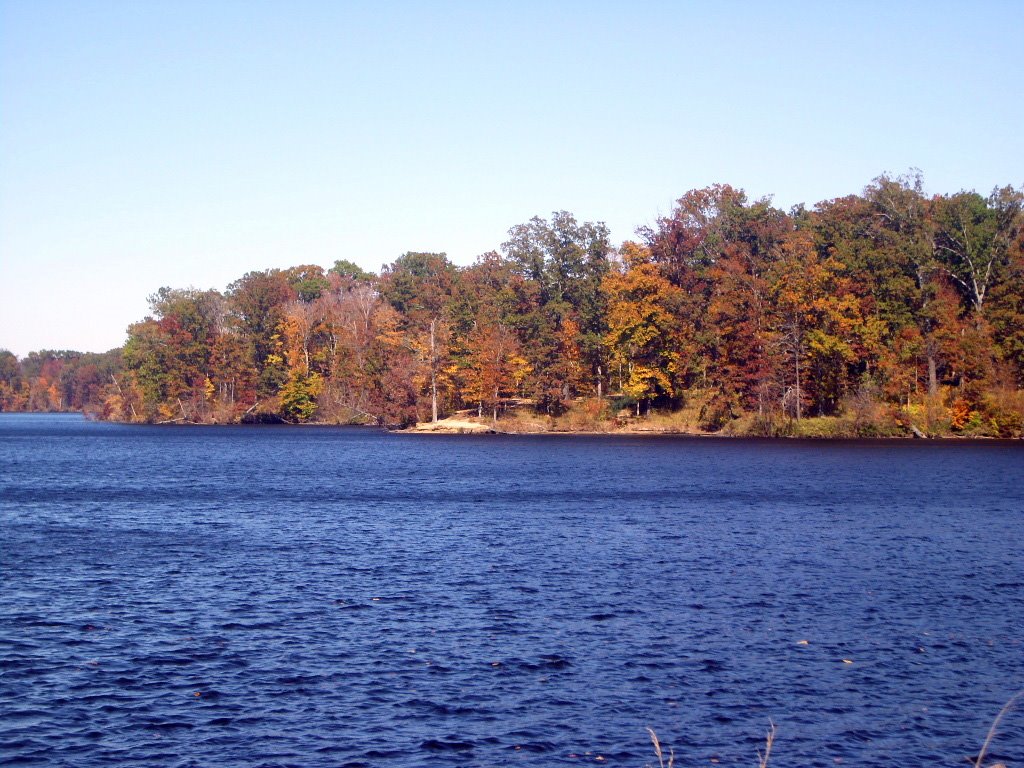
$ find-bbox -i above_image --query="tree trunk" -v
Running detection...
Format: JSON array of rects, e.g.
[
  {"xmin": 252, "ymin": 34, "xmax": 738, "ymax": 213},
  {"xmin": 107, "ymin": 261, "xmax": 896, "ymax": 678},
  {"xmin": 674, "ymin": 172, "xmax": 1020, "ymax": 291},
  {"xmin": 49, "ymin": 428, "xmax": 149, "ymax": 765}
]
[
  {"xmin": 795, "ymin": 345, "xmax": 802, "ymax": 421},
  {"xmin": 430, "ymin": 318, "xmax": 438, "ymax": 423},
  {"xmin": 111, "ymin": 374, "xmax": 138, "ymax": 420},
  {"xmin": 928, "ymin": 353, "xmax": 938, "ymax": 397}
]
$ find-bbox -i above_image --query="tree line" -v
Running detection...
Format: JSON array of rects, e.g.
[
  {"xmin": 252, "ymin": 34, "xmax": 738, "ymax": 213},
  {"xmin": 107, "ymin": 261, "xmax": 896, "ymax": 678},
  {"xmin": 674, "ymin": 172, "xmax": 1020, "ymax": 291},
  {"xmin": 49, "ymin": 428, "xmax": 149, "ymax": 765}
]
[
  {"xmin": 3, "ymin": 173, "xmax": 1023, "ymax": 436},
  {"xmin": 0, "ymin": 349, "xmax": 122, "ymax": 414}
]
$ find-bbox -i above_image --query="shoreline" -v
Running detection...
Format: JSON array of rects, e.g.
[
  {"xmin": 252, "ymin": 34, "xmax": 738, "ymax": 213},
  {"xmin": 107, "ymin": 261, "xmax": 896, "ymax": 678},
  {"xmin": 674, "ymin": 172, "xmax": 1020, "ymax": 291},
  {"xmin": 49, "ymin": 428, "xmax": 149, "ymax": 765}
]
[
  {"xmin": 4, "ymin": 410, "xmax": 1022, "ymax": 441},
  {"xmin": 395, "ymin": 426, "xmax": 1021, "ymax": 441},
  {"xmin": 392, "ymin": 411, "xmax": 1023, "ymax": 440},
  {"xmin": 392, "ymin": 415, "xmax": 1023, "ymax": 441}
]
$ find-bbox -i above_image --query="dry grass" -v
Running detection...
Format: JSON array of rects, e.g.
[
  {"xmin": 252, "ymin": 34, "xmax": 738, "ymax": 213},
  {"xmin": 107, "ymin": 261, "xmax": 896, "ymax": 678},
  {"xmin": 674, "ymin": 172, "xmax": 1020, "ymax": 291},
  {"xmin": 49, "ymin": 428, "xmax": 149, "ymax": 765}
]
[
  {"xmin": 644, "ymin": 723, "xmax": 771, "ymax": 768},
  {"xmin": 628, "ymin": 408, "xmax": 705, "ymax": 434},
  {"xmin": 757, "ymin": 722, "xmax": 775, "ymax": 768},
  {"xmin": 644, "ymin": 692, "xmax": 1021, "ymax": 768},
  {"xmin": 974, "ymin": 690, "xmax": 1022, "ymax": 768},
  {"xmin": 645, "ymin": 727, "xmax": 674, "ymax": 768},
  {"xmin": 433, "ymin": 387, "xmax": 1022, "ymax": 438},
  {"xmin": 488, "ymin": 409, "xmax": 552, "ymax": 433}
]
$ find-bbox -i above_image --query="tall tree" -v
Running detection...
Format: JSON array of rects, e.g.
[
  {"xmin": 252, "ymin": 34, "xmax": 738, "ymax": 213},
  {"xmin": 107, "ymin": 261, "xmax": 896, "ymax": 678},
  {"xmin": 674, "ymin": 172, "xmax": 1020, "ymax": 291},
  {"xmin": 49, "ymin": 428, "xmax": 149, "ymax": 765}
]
[
  {"xmin": 863, "ymin": 172, "xmax": 945, "ymax": 396},
  {"xmin": 603, "ymin": 242, "xmax": 688, "ymax": 413},
  {"xmin": 502, "ymin": 212, "xmax": 612, "ymax": 407},
  {"xmin": 768, "ymin": 231, "xmax": 863, "ymax": 417},
  {"xmin": 330, "ymin": 259, "xmax": 376, "ymax": 282},
  {"xmin": 0, "ymin": 350, "xmax": 24, "ymax": 411},
  {"xmin": 929, "ymin": 187, "xmax": 1023, "ymax": 315},
  {"xmin": 378, "ymin": 252, "xmax": 459, "ymax": 422},
  {"xmin": 987, "ymin": 231, "xmax": 1024, "ymax": 385},
  {"xmin": 286, "ymin": 264, "xmax": 331, "ymax": 303},
  {"xmin": 123, "ymin": 288, "xmax": 224, "ymax": 421},
  {"xmin": 641, "ymin": 185, "xmax": 789, "ymax": 414},
  {"xmin": 226, "ymin": 270, "xmax": 296, "ymax": 399},
  {"xmin": 463, "ymin": 318, "xmax": 531, "ymax": 422}
]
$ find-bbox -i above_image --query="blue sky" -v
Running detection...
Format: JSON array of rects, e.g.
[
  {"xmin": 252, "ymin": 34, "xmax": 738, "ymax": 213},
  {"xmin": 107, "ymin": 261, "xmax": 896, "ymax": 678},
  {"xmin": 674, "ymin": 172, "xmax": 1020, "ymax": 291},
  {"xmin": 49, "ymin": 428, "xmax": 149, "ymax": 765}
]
[{"xmin": 1, "ymin": 0, "xmax": 1022, "ymax": 356}]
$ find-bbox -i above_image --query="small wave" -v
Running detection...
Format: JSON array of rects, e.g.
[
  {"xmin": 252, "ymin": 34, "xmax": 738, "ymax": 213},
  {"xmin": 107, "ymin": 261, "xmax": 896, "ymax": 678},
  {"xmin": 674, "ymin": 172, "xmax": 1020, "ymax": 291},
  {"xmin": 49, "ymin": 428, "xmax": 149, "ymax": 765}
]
[
  {"xmin": 509, "ymin": 740, "xmax": 556, "ymax": 752},
  {"xmin": 420, "ymin": 738, "xmax": 475, "ymax": 751}
]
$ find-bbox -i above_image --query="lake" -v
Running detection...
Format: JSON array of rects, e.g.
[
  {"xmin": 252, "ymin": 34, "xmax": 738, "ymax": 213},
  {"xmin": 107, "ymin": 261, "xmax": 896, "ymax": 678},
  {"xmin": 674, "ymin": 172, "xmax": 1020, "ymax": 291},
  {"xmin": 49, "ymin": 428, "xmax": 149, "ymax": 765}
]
[{"xmin": 1, "ymin": 413, "xmax": 1022, "ymax": 767}]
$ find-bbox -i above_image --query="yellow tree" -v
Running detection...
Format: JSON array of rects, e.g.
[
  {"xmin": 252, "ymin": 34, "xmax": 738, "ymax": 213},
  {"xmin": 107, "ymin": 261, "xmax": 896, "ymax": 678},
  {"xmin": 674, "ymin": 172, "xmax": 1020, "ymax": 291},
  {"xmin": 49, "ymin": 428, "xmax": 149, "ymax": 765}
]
[
  {"xmin": 602, "ymin": 242, "xmax": 688, "ymax": 414},
  {"xmin": 279, "ymin": 300, "xmax": 326, "ymax": 422},
  {"xmin": 463, "ymin": 318, "xmax": 531, "ymax": 423},
  {"xmin": 770, "ymin": 231, "xmax": 864, "ymax": 418},
  {"xmin": 280, "ymin": 300, "xmax": 324, "ymax": 375}
]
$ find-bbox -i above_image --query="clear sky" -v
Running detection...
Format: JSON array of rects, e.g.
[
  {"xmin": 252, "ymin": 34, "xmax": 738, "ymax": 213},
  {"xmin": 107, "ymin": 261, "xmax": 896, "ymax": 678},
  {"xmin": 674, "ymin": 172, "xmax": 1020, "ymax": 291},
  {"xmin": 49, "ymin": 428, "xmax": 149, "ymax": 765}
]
[{"xmin": 1, "ymin": 0, "xmax": 1022, "ymax": 357}]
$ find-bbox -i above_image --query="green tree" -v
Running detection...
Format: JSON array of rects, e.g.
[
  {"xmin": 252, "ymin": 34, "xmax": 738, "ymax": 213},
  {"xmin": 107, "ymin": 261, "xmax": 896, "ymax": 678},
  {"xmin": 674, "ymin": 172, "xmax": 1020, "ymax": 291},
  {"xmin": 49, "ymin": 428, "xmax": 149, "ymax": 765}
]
[
  {"xmin": 286, "ymin": 264, "xmax": 331, "ymax": 303},
  {"xmin": 226, "ymin": 270, "xmax": 295, "ymax": 399},
  {"xmin": 930, "ymin": 187, "xmax": 1023, "ymax": 315},
  {"xmin": 330, "ymin": 259, "xmax": 375, "ymax": 282},
  {"xmin": 988, "ymin": 238, "xmax": 1024, "ymax": 385},
  {"xmin": 862, "ymin": 172, "xmax": 945, "ymax": 396},
  {"xmin": 123, "ymin": 288, "xmax": 224, "ymax": 420},
  {"xmin": 0, "ymin": 350, "xmax": 24, "ymax": 411},
  {"xmin": 501, "ymin": 212, "xmax": 612, "ymax": 409}
]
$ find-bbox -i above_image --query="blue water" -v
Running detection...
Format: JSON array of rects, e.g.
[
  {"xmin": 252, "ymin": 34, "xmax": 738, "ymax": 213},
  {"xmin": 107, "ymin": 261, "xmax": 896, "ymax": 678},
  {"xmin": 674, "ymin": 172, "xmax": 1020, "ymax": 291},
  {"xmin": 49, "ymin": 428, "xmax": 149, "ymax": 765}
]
[{"xmin": 1, "ymin": 413, "xmax": 1022, "ymax": 767}]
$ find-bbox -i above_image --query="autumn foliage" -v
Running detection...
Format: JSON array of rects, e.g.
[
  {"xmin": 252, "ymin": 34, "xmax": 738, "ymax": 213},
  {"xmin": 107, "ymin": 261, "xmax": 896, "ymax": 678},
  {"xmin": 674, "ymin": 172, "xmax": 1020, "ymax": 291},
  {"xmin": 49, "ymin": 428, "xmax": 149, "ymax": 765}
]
[{"xmin": 3, "ymin": 175, "xmax": 1023, "ymax": 437}]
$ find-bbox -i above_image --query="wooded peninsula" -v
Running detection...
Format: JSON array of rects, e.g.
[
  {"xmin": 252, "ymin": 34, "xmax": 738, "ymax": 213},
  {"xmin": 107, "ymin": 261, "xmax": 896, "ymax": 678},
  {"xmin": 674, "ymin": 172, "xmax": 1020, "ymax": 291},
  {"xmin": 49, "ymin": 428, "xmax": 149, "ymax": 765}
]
[{"xmin": 3, "ymin": 173, "xmax": 1023, "ymax": 438}]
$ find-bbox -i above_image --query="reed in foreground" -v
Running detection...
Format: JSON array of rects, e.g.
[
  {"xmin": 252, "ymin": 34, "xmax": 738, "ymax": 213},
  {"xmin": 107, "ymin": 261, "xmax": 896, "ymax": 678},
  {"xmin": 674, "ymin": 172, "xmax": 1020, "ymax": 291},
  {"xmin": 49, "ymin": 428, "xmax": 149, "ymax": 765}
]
[
  {"xmin": 974, "ymin": 690, "xmax": 1022, "ymax": 768},
  {"xmin": 646, "ymin": 691, "xmax": 1021, "ymax": 768},
  {"xmin": 644, "ymin": 722, "xmax": 774, "ymax": 768}
]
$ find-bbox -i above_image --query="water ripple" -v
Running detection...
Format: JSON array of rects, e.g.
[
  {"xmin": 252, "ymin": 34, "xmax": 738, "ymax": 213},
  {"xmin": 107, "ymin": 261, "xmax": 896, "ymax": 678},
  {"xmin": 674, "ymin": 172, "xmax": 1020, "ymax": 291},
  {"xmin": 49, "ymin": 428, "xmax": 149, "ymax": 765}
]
[{"xmin": 1, "ymin": 414, "xmax": 1022, "ymax": 766}]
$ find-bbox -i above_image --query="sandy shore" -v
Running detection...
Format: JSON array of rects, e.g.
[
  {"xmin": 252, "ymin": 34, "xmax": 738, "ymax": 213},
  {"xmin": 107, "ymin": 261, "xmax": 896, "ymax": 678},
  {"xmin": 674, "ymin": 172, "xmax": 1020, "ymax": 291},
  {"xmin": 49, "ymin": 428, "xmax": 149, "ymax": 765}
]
[
  {"xmin": 398, "ymin": 414, "xmax": 712, "ymax": 436},
  {"xmin": 403, "ymin": 417, "xmax": 501, "ymax": 434}
]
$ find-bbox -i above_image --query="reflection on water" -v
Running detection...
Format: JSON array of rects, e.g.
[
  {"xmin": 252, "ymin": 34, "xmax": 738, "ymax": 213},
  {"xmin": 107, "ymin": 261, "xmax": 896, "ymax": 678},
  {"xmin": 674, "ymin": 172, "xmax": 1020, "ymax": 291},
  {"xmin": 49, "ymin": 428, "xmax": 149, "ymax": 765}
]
[{"xmin": 1, "ymin": 413, "xmax": 1022, "ymax": 766}]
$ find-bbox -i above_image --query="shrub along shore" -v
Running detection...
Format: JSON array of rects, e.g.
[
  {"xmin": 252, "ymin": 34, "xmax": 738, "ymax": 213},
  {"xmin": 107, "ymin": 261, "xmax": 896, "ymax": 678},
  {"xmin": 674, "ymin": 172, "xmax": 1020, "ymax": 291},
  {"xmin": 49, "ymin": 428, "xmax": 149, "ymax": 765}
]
[{"xmin": 399, "ymin": 395, "xmax": 1022, "ymax": 439}]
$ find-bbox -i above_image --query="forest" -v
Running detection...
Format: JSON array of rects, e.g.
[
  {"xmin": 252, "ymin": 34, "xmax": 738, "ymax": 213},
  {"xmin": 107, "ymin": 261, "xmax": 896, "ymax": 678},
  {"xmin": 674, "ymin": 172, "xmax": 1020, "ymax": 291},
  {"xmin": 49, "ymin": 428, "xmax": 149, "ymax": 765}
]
[{"xmin": 3, "ymin": 173, "xmax": 1023, "ymax": 438}]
